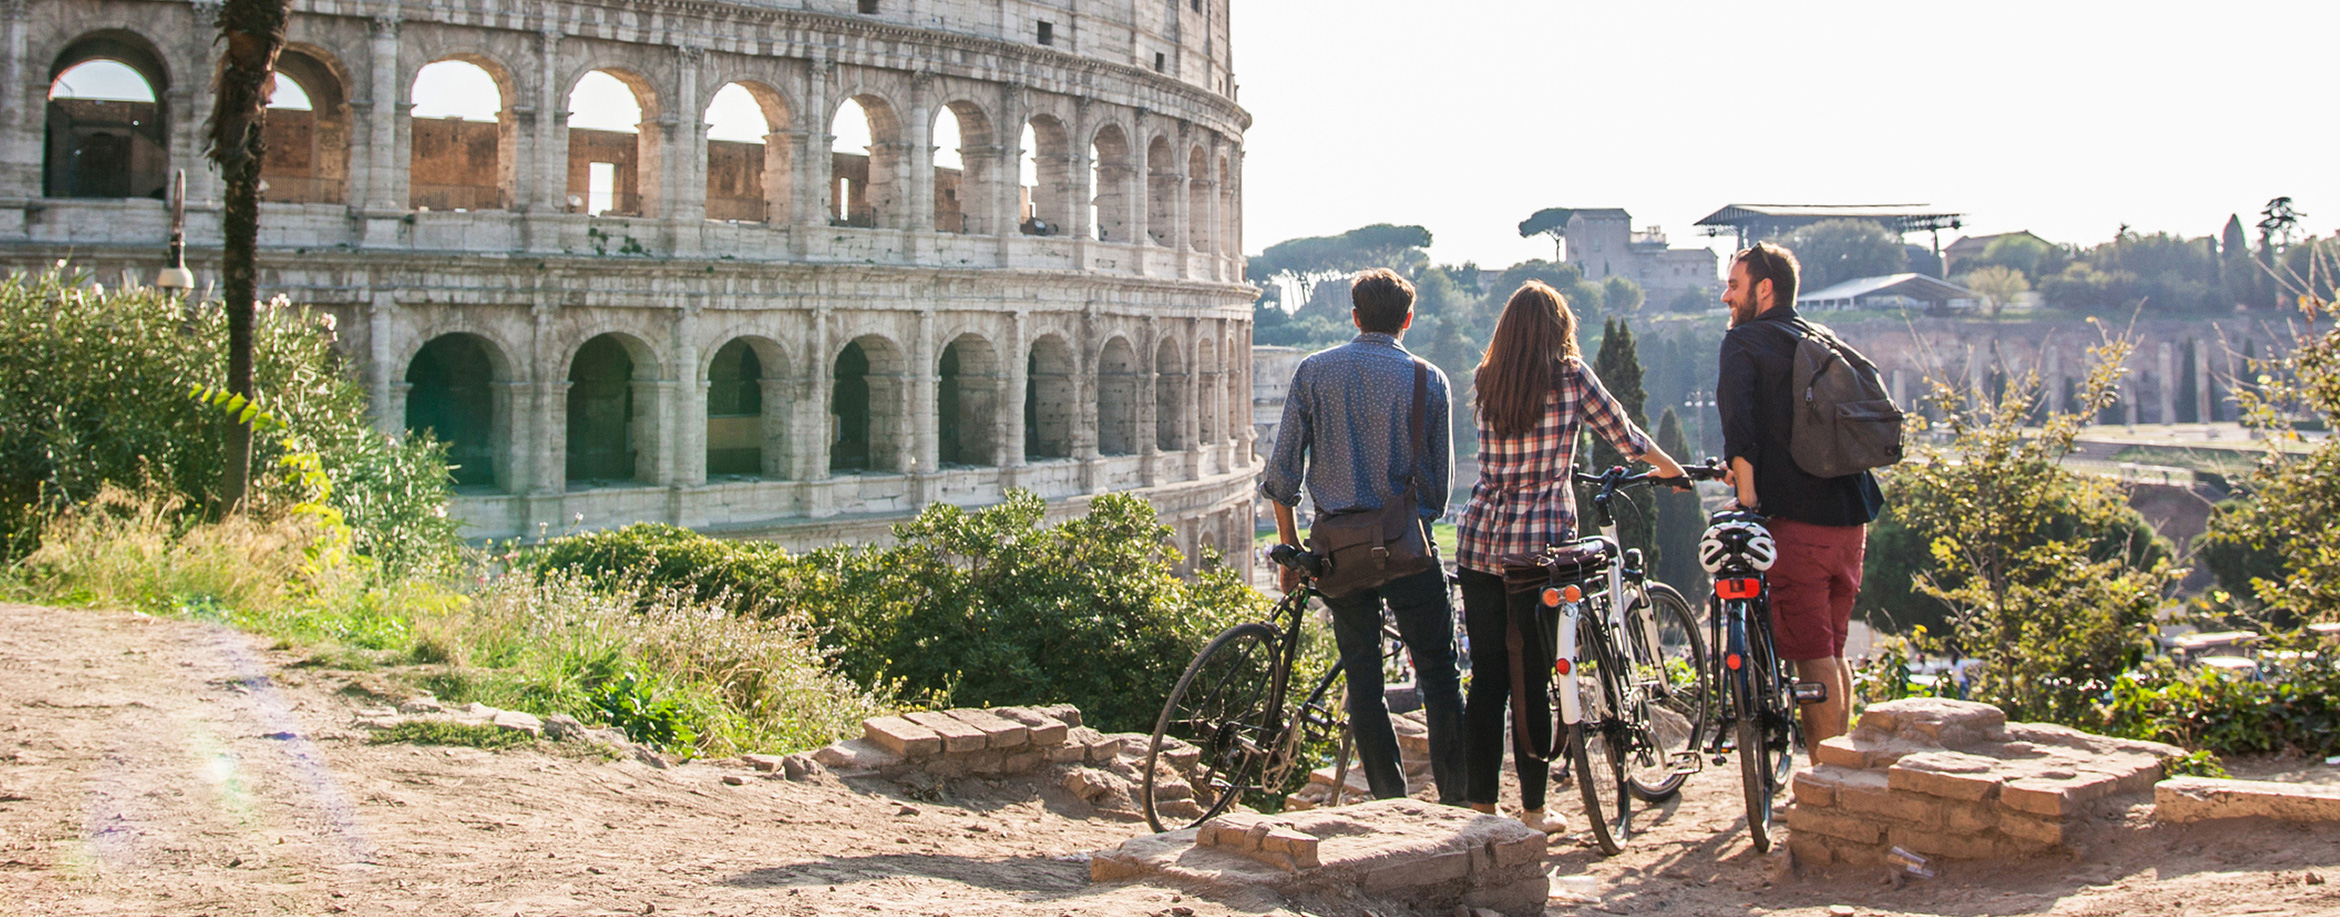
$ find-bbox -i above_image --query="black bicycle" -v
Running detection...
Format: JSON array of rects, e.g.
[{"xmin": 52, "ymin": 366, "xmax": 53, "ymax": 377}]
[
  {"xmin": 1141, "ymin": 544, "xmax": 1363, "ymax": 833},
  {"xmin": 1696, "ymin": 509, "xmax": 1818, "ymax": 853}
]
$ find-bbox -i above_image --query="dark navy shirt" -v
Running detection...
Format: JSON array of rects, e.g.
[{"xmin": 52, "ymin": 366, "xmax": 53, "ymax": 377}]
[
  {"xmin": 1717, "ymin": 306, "xmax": 1884, "ymax": 527},
  {"xmin": 1259, "ymin": 333, "xmax": 1452, "ymax": 521}
]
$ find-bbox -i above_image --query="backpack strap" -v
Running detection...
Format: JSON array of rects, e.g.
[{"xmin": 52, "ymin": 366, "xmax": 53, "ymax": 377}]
[{"xmin": 1406, "ymin": 359, "xmax": 1429, "ymax": 492}]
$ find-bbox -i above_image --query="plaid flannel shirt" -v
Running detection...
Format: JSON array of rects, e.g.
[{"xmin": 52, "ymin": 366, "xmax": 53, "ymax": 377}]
[{"xmin": 1455, "ymin": 357, "xmax": 1655, "ymax": 575}]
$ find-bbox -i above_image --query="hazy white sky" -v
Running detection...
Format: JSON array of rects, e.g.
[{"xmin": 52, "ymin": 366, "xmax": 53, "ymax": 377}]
[{"xmin": 1229, "ymin": 1, "xmax": 2340, "ymax": 268}]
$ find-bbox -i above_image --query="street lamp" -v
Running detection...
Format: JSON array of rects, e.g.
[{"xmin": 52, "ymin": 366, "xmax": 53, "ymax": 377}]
[{"xmin": 155, "ymin": 169, "xmax": 194, "ymax": 292}]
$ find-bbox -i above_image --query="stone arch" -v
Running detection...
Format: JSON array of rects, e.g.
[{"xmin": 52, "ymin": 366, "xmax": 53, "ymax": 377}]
[
  {"xmin": 702, "ymin": 80, "xmax": 792, "ymax": 224},
  {"xmin": 404, "ymin": 332, "xmax": 511, "ymax": 490},
  {"xmin": 1020, "ymin": 113, "xmax": 1071, "ymax": 236},
  {"xmin": 832, "ymin": 334, "xmax": 907, "ymax": 473},
  {"xmin": 44, "ymin": 31, "xmax": 171, "ymax": 199},
  {"xmin": 1096, "ymin": 335, "xmax": 1139, "ymax": 456},
  {"xmin": 261, "ymin": 45, "xmax": 353, "ymax": 204},
  {"xmin": 932, "ymin": 98, "xmax": 999, "ymax": 234},
  {"xmin": 937, "ymin": 332, "xmax": 1003, "ymax": 467},
  {"xmin": 1185, "ymin": 143, "xmax": 1210, "ymax": 253},
  {"xmin": 1222, "ymin": 328, "xmax": 1247, "ymax": 446},
  {"xmin": 1025, "ymin": 334, "xmax": 1076, "ymax": 460},
  {"xmin": 408, "ymin": 55, "xmax": 516, "ymax": 211},
  {"xmin": 829, "ymin": 92, "xmax": 904, "ymax": 229},
  {"xmin": 1088, "ymin": 122, "xmax": 1132, "ymax": 243},
  {"xmin": 1155, "ymin": 336, "xmax": 1187, "ymax": 451},
  {"xmin": 1144, "ymin": 134, "xmax": 1177, "ymax": 248},
  {"xmin": 564, "ymin": 68, "xmax": 662, "ymax": 217},
  {"xmin": 566, "ymin": 331, "xmax": 662, "ymax": 486},
  {"xmin": 706, "ymin": 336, "xmax": 794, "ymax": 479}
]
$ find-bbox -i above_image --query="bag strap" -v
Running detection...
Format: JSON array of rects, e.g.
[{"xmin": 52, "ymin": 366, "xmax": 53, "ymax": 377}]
[{"xmin": 1407, "ymin": 359, "xmax": 1428, "ymax": 492}]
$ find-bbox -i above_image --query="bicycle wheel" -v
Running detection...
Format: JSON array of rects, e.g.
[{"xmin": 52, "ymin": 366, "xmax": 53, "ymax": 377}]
[
  {"xmin": 1732, "ymin": 620, "xmax": 1795, "ymax": 853},
  {"xmin": 1571, "ymin": 634, "xmax": 1630, "ymax": 855},
  {"xmin": 1144, "ymin": 622, "xmax": 1282, "ymax": 833},
  {"xmin": 1274, "ymin": 663, "xmax": 1356, "ymax": 810},
  {"xmin": 1626, "ymin": 584, "xmax": 1707, "ymax": 802}
]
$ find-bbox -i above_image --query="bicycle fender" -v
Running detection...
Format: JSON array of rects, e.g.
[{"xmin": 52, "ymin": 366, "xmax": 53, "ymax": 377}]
[{"xmin": 1558, "ymin": 602, "xmax": 1583, "ymax": 726}]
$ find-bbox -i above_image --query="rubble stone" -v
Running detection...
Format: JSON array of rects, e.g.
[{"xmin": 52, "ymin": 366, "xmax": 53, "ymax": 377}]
[{"xmin": 2156, "ymin": 776, "xmax": 2340, "ymax": 824}]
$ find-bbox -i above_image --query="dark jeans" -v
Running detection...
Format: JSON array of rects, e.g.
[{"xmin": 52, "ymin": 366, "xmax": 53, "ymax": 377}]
[
  {"xmin": 1319, "ymin": 563, "xmax": 1465, "ymax": 804},
  {"xmin": 1458, "ymin": 567, "xmax": 1559, "ymax": 810}
]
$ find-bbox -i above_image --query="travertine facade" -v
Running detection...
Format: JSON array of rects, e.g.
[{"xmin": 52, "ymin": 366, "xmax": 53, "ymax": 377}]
[{"xmin": 0, "ymin": 0, "xmax": 1259, "ymax": 564}]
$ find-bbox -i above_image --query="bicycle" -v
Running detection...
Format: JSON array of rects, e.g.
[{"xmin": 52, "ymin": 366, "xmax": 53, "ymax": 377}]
[
  {"xmin": 1696, "ymin": 508, "xmax": 1823, "ymax": 853},
  {"xmin": 1141, "ymin": 544, "xmax": 1389, "ymax": 833},
  {"xmin": 1523, "ymin": 463, "xmax": 1717, "ymax": 854}
]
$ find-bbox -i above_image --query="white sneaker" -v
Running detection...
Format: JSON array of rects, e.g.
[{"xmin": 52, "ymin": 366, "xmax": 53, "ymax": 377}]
[{"xmin": 1519, "ymin": 807, "xmax": 1568, "ymax": 834}]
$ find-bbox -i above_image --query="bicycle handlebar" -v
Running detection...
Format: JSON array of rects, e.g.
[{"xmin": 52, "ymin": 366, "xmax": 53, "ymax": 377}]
[
  {"xmin": 1570, "ymin": 457, "xmax": 1728, "ymax": 506},
  {"xmin": 1266, "ymin": 542, "xmax": 1325, "ymax": 578}
]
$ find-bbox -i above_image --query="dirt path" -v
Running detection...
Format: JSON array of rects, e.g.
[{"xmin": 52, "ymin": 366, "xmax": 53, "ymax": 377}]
[{"xmin": 2, "ymin": 602, "xmax": 2336, "ymax": 917}]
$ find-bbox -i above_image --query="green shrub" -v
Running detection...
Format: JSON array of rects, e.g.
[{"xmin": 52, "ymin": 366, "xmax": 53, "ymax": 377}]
[
  {"xmin": 529, "ymin": 491, "xmax": 1266, "ymax": 733},
  {"xmin": 2104, "ymin": 643, "xmax": 2340, "ymax": 759},
  {"xmin": 0, "ymin": 266, "xmax": 455, "ymax": 570}
]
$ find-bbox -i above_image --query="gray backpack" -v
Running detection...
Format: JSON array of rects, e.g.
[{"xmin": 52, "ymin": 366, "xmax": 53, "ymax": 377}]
[{"xmin": 1786, "ymin": 318, "xmax": 1904, "ymax": 478}]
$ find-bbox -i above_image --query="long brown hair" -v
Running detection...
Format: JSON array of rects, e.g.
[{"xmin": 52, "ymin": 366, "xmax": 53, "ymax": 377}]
[{"xmin": 1473, "ymin": 281, "xmax": 1581, "ymax": 437}]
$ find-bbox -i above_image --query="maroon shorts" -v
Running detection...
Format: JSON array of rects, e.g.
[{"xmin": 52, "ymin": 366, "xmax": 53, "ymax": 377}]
[{"xmin": 1766, "ymin": 518, "xmax": 1866, "ymax": 662}]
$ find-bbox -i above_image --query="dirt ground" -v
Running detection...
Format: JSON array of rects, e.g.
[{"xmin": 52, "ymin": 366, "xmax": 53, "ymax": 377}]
[{"xmin": 4, "ymin": 602, "xmax": 2339, "ymax": 917}]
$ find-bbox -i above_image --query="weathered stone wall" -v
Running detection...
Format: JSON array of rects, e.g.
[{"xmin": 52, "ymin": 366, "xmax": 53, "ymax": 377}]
[
  {"xmin": 0, "ymin": 0, "xmax": 1258, "ymax": 567},
  {"xmin": 1788, "ymin": 699, "xmax": 2179, "ymax": 868}
]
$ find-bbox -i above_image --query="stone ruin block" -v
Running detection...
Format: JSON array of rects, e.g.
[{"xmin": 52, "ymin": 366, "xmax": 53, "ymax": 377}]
[
  {"xmin": 1090, "ymin": 798, "xmax": 1548, "ymax": 917},
  {"xmin": 1786, "ymin": 698, "xmax": 2180, "ymax": 869},
  {"xmin": 2156, "ymin": 776, "xmax": 2340, "ymax": 824}
]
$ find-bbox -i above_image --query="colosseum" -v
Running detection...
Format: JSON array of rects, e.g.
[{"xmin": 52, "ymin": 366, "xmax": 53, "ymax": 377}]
[{"xmin": 0, "ymin": 0, "xmax": 1260, "ymax": 567}]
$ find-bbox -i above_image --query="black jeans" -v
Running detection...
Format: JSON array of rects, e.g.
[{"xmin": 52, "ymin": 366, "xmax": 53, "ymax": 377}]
[
  {"xmin": 1458, "ymin": 567, "xmax": 1560, "ymax": 810},
  {"xmin": 1318, "ymin": 564, "xmax": 1465, "ymax": 804}
]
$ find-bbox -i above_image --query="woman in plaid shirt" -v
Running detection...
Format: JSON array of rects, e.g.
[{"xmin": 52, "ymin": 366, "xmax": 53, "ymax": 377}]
[{"xmin": 1456, "ymin": 281, "xmax": 1688, "ymax": 832}]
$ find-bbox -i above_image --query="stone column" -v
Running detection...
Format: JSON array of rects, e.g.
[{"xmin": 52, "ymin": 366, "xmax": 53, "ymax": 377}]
[
  {"xmin": 1069, "ymin": 99, "xmax": 1093, "ymax": 242},
  {"xmin": 904, "ymin": 96, "xmax": 934, "ymax": 236},
  {"xmin": 810, "ymin": 304, "xmax": 833, "ymax": 484},
  {"xmin": 1127, "ymin": 110, "xmax": 1148, "ymax": 254},
  {"xmin": 356, "ymin": 16, "xmax": 403, "ymax": 213},
  {"xmin": 674, "ymin": 301, "xmax": 705, "ymax": 486},
  {"xmin": 2195, "ymin": 341, "xmax": 2214, "ymax": 424},
  {"xmin": 176, "ymin": 1, "xmax": 223, "ymax": 205},
  {"xmin": 1004, "ymin": 310, "xmax": 1028, "ymax": 467},
  {"xmin": 757, "ymin": 376, "xmax": 791, "ymax": 479},
  {"xmin": 2155, "ymin": 341, "xmax": 2175, "ymax": 425},
  {"xmin": 1, "ymin": 0, "xmax": 36, "ymax": 202},
  {"xmin": 526, "ymin": 299, "xmax": 560, "ymax": 495},
  {"xmin": 532, "ymin": 30, "xmax": 565, "ymax": 213},
  {"xmin": 670, "ymin": 46, "xmax": 706, "ymax": 225},
  {"xmin": 799, "ymin": 59, "xmax": 831, "ymax": 233},
  {"xmin": 367, "ymin": 292, "xmax": 398, "ymax": 434},
  {"xmin": 1183, "ymin": 319, "xmax": 1201, "ymax": 473},
  {"xmin": 912, "ymin": 308, "xmax": 938, "ymax": 474}
]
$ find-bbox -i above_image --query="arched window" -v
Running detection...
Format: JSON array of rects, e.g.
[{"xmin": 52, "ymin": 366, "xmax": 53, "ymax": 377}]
[
  {"xmin": 566, "ymin": 335, "xmax": 642, "ymax": 485},
  {"xmin": 931, "ymin": 105, "xmax": 965, "ymax": 233},
  {"xmin": 408, "ymin": 60, "xmax": 509, "ymax": 211},
  {"xmin": 1096, "ymin": 337, "xmax": 1138, "ymax": 456},
  {"xmin": 566, "ymin": 70, "xmax": 652, "ymax": 217},
  {"xmin": 45, "ymin": 38, "xmax": 169, "ymax": 200},
  {"xmin": 1025, "ymin": 336, "xmax": 1075, "ymax": 459},
  {"xmin": 831, "ymin": 336, "xmax": 906, "ymax": 473},
  {"xmin": 258, "ymin": 50, "xmax": 350, "ymax": 204},
  {"xmin": 1020, "ymin": 116, "xmax": 1071, "ymax": 236},
  {"xmin": 703, "ymin": 83, "xmax": 788, "ymax": 223},
  {"xmin": 1186, "ymin": 145, "xmax": 1210, "ymax": 253},
  {"xmin": 832, "ymin": 340, "xmax": 872, "ymax": 471},
  {"xmin": 1155, "ymin": 338, "xmax": 1187, "ymax": 451},
  {"xmin": 706, "ymin": 339, "xmax": 764, "ymax": 476},
  {"xmin": 405, "ymin": 334, "xmax": 502, "ymax": 489},
  {"xmin": 830, "ymin": 97, "xmax": 900, "ymax": 228},
  {"xmin": 937, "ymin": 335, "xmax": 1000, "ymax": 467},
  {"xmin": 1089, "ymin": 125, "xmax": 1130, "ymax": 243},
  {"xmin": 1145, "ymin": 135, "xmax": 1177, "ymax": 247}
]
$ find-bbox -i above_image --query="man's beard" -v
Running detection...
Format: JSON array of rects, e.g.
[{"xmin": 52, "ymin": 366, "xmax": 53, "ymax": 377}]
[{"xmin": 1727, "ymin": 294, "xmax": 1757, "ymax": 328}]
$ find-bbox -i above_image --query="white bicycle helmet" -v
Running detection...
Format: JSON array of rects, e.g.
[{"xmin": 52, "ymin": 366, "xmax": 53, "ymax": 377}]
[{"xmin": 1699, "ymin": 520, "xmax": 1777, "ymax": 573}]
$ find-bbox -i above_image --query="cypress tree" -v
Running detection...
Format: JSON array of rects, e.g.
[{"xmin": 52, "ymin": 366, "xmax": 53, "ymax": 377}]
[
  {"xmin": 1651, "ymin": 407, "xmax": 1704, "ymax": 593},
  {"xmin": 1581, "ymin": 318, "xmax": 1656, "ymax": 560}
]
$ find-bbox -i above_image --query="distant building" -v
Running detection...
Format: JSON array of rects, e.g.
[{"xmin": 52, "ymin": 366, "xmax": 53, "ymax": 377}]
[
  {"xmin": 1560, "ymin": 209, "xmax": 1719, "ymax": 305},
  {"xmin": 1797, "ymin": 274, "xmax": 1982, "ymax": 312},
  {"xmin": 1943, "ymin": 230, "xmax": 2052, "ymax": 276}
]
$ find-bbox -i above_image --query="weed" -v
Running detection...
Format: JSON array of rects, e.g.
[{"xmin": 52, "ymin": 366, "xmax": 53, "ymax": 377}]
[{"xmin": 368, "ymin": 720, "xmax": 531, "ymax": 750}]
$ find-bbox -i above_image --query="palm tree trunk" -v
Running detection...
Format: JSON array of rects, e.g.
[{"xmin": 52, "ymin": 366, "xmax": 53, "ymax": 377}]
[{"xmin": 204, "ymin": 0, "xmax": 291, "ymax": 512}]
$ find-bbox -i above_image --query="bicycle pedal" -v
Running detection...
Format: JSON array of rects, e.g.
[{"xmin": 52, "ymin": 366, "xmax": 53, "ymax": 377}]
[
  {"xmin": 1711, "ymin": 754, "xmax": 1729, "ymax": 766},
  {"xmin": 1791, "ymin": 681, "xmax": 1829, "ymax": 705}
]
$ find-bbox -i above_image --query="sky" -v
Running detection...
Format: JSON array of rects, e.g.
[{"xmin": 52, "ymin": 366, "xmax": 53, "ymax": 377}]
[{"xmin": 1227, "ymin": 1, "xmax": 2340, "ymax": 269}]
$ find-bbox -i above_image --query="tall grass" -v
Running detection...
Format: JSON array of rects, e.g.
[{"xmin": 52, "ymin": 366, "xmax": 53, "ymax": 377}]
[{"xmin": 9, "ymin": 486, "xmax": 887, "ymax": 756}]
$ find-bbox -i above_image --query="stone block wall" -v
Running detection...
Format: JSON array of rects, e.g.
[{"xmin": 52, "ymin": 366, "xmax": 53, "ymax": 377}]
[
  {"xmin": 811, "ymin": 704, "xmax": 1204, "ymax": 819},
  {"xmin": 1787, "ymin": 699, "xmax": 2180, "ymax": 868}
]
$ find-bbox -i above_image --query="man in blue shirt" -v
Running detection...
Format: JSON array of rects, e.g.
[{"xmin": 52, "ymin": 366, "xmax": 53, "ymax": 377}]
[{"xmin": 1260, "ymin": 268, "xmax": 1465, "ymax": 804}]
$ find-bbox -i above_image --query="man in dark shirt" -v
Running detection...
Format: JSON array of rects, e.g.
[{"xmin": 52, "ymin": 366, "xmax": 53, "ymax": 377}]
[{"xmin": 1716, "ymin": 242, "xmax": 1884, "ymax": 744}]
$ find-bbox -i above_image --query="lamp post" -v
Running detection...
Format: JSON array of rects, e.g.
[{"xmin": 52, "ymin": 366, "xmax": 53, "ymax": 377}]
[{"xmin": 156, "ymin": 169, "xmax": 194, "ymax": 293}]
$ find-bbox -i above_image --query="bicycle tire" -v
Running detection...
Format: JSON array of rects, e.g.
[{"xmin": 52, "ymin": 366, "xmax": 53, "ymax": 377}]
[
  {"xmin": 1571, "ymin": 631, "xmax": 1629, "ymax": 855},
  {"xmin": 1626, "ymin": 584, "xmax": 1707, "ymax": 802},
  {"xmin": 1143, "ymin": 622, "xmax": 1282, "ymax": 833},
  {"xmin": 1274, "ymin": 662, "xmax": 1356, "ymax": 810}
]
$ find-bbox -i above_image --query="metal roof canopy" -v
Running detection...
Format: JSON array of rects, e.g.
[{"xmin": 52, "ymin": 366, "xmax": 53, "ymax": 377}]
[
  {"xmin": 1696, "ymin": 203, "xmax": 1964, "ymax": 241},
  {"xmin": 1796, "ymin": 272, "xmax": 1980, "ymax": 306}
]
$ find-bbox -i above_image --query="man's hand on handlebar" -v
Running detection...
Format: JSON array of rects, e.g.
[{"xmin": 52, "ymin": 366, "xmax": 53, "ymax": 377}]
[{"xmin": 1278, "ymin": 557, "xmax": 1303, "ymax": 595}]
